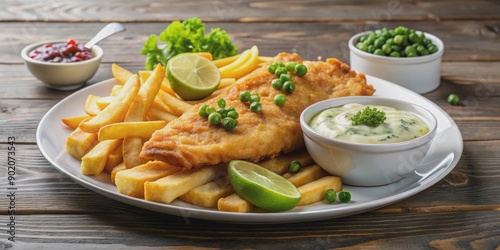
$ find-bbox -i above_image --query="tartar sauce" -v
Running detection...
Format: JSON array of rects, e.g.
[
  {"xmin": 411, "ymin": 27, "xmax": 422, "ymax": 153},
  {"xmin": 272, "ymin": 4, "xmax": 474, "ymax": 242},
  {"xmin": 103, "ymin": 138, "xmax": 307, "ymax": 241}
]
[{"xmin": 309, "ymin": 103, "xmax": 429, "ymax": 144}]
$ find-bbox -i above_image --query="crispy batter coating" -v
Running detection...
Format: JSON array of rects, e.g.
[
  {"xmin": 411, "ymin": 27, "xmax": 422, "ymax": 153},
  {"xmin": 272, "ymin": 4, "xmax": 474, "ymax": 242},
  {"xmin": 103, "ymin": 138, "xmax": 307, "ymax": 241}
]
[{"xmin": 140, "ymin": 53, "xmax": 375, "ymax": 169}]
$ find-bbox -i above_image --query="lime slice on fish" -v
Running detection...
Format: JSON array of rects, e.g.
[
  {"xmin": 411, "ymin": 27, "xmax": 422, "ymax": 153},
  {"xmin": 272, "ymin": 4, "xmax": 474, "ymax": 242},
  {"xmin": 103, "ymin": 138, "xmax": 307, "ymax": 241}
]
[
  {"xmin": 228, "ymin": 160, "xmax": 301, "ymax": 212},
  {"xmin": 166, "ymin": 53, "xmax": 221, "ymax": 100}
]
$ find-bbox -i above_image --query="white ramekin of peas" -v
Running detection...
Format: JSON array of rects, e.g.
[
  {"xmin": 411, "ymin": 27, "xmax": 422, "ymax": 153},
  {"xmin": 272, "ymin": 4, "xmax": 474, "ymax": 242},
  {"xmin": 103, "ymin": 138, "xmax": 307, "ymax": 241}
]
[{"xmin": 348, "ymin": 26, "xmax": 444, "ymax": 94}]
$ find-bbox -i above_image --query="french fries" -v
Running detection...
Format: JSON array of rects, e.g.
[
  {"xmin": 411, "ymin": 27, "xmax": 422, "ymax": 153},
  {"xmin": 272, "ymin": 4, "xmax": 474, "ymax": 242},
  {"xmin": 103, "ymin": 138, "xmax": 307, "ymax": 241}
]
[
  {"xmin": 145, "ymin": 165, "xmax": 225, "ymax": 204},
  {"xmin": 79, "ymin": 75, "xmax": 140, "ymax": 133},
  {"xmin": 62, "ymin": 48, "xmax": 347, "ymax": 213},
  {"xmin": 81, "ymin": 139, "xmax": 122, "ymax": 175},
  {"xmin": 123, "ymin": 64, "xmax": 164, "ymax": 168},
  {"xmin": 115, "ymin": 161, "xmax": 180, "ymax": 198},
  {"xmin": 297, "ymin": 176, "xmax": 342, "ymax": 206},
  {"xmin": 61, "ymin": 115, "xmax": 90, "ymax": 129},
  {"xmin": 98, "ymin": 121, "xmax": 167, "ymax": 141},
  {"xmin": 65, "ymin": 127, "xmax": 98, "ymax": 159}
]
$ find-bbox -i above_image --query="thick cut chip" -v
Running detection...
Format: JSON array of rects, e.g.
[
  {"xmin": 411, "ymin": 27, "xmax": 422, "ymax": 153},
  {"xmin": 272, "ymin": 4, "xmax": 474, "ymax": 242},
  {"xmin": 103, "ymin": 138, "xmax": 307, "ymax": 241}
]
[
  {"xmin": 81, "ymin": 139, "xmax": 122, "ymax": 176},
  {"xmin": 98, "ymin": 121, "xmax": 167, "ymax": 141},
  {"xmin": 144, "ymin": 165, "xmax": 225, "ymax": 204},
  {"xmin": 179, "ymin": 177, "xmax": 233, "ymax": 208},
  {"xmin": 115, "ymin": 161, "xmax": 180, "ymax": 198},
  {"xmin": 79, "ymin": 75, "xmax": 140, "ymax": 133},
  {"xmin": 297, "ymin": 176, "xmax": 342, "ymax": 206},
  {"xmin": 65, "ymin": 127, "xmax": 98, "ymax": 160},
  {"xmin": 61, "ymin": 115, "xmax": 90, "ymax": 130}
]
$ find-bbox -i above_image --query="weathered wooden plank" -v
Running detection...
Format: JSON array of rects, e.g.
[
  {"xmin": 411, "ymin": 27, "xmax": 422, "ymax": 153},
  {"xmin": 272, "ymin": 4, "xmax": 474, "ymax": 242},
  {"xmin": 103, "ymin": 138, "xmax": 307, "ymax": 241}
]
[
  {"xmin": 0, "ymin": 141, "xmax": 497, "ymax": 214},
  {"xmin": 1, "ymin": 0, "xmax": 499, "ymax": 22},
  {"xmin": 0, "ymin": 211, "xmax": 499, "ymax": 249},
  {"xmin": 4, "ymin": 21, "xmax": 500, "ymax": 64},
  {"xmin": 0, "ymin": 0, "xmax": 429, "ymax": 22}
]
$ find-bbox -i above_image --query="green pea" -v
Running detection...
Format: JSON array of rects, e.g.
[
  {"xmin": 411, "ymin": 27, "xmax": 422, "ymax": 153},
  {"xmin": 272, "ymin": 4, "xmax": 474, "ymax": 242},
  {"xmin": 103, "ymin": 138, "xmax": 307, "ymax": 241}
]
[
  {"xmin": 359, "ymin": 35, "xmax": 368, "ymax": 43},
  {"xmin": 267, "ymin": 64, "xmax": 277, "ymax": 74},
  {"xmin": 274, "ymin": 67, "xmax": 287, "ymax": 77},
  {"xmin": 373, "ymin": 38, "xmax": 384, "ymax": 49},
  {"xmin": 356, "ymin": 42, "xmax": 368, "ymax": 52},
  {"xmin": 448, "ymin": 94, "xmax": 460, "ymax": 105},
  {"xmin": 405, "ymin": 45, "xmax": 416, "ymax": 55},
  {"xmin": 275, "ymin": 61, "xmax": 285, "ymax": 68},
  {"xmin": 198, "ymin": 104, "xmax": 210, "ymax": 118},
  {"xmin": 282, "ymin": 81, "xmax": 295, "ymax": 94},
  {"xmin": 381, "ymin": 43, "xmax": 392, "ymax": 55},
  {"xmin": 294, "ymin": 64, "xmax": 307, "ymax": 77},
  {"xmin": 390, "ymin": 51, "xmax": 401, "ymax": 57},
  {"xmin": 250, "ymin": 93, "xmax": 260, "ymax": 103},
  {"xmin": 365, "ymin": 32, "xmax": 376, "ymax": 45},
  {"xmin": 249, "ymin": 102, "xmax": 262, "ymax": 112},
  {"xmin": 368, "ymin": 44, "xmax": 375, "ymax": 53},
  {"xmin": 416, "ymin": 45, "xmax": 429, "ymax": 56},
  {"xmin": 273, "ymin": 94, "xmax": 286, "ymax": 107},
  {"xmin": 271, "ymin": 78, "xmax": 283, "ymax": 90},
  {"xmin": 217, "ymin": 108, "xmax": 228, "ymax": 118},
  {"xmin": 423, "ymin": 38, "xmax": 432, "ymax": 46},
  {"xmin": 325, "ymin": 189, "xmax": 336, "ymax": 203},
  {"xmin": 279, "ymin": 73, "xmax": 292, "ymax": 83},
  {"xmin": 222, "ymin": 117, "xmax": 237, "ymax": 131},
  {"xmin": 390, "ymin": 44, "xmax": 401, "ymax": 52},
  {"xmin": 227, "ymin": 110, "xmax": 239, "ymax": 119},
  {"xmin": 217, "ymin": 98, "xmax": 226, "ymax": 108},
  {"xmin": 393, "ymin": 34, "xmax": 404, "ymax": 45},
  {"xmin": 427, "ymin": 45, "xmax": 438, "ymax": 54},
  {"xmin": 373, "ymin": 49, "xmax": 384, "ymax": 56},
  {"xmin": 226, "ymin": 107, "xmax": 236, "ymax": 112},
  {"xmin": 401, "ymin": 34, "xmax": 409, "ymax": 46},
  {"xmin": 407, "ymin": 51, "xmax": 417, "ymax": 57},
  {"xmin": 289, "ymin": 160, "xmax": 302, "ymax": 173},
  {"xmin": 239, "ymin": 90, "xmax": 251, "ymax": 102},
  {"xmin": 394, "ymin": 26, "xmax": 406, "ymax": 35},
  {"xmin": 409, "ymin": 33, "xmax": 421, "ymax": 44},
  {"xmin": 205, "ymin": 106, "xmax": 216, "ymax": 115},
  {"xmin": 208, "ymin": 112, "xmax": 222, "ymax": 125},
  {"xmin": 385, "ymin": 38, "xmax": 394, "ymax": 46},
  {"xmin": 338, "ymin": 191, "xmax": 351, "ymax": 203},
  {"xmin": 285, "ymin": 62, "xmax": 296, "ymax": 72}
]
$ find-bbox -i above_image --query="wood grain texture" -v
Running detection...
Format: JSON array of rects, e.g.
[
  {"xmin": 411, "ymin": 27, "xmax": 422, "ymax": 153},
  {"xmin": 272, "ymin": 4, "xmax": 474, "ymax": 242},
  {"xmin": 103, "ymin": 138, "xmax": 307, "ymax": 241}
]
[
  {"xmin": 1, "ymin": 0, "xmax": 499, "ymax": 22},
  {"xmin": 1, "ymin": 0, "xmax": 499, "ymax": 248},
  {"xmin": 4, "ymin": 21, "xmax": 500, "ymax": 64},
  {"xmin": 0, "ymin": 211, "xmax": 499, "ymax": 248}
]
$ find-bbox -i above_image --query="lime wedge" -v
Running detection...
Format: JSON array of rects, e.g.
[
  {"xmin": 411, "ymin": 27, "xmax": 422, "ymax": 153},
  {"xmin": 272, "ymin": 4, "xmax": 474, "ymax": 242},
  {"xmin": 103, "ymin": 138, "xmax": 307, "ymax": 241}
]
[
  {"xmin": 228, "ymin": 160, "xmax": 301, "ymax": 212},
  {"xmin": 166, "ymin": 53, "xmax": 221, "ymax": 100}
]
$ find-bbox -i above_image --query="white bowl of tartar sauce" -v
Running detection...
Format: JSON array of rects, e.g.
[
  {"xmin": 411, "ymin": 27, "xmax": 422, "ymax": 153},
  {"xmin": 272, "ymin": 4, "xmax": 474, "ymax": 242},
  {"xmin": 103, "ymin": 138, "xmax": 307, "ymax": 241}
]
[{"xmin": 300, "ymin": 96, "xmax": 437, "ymax": 186}]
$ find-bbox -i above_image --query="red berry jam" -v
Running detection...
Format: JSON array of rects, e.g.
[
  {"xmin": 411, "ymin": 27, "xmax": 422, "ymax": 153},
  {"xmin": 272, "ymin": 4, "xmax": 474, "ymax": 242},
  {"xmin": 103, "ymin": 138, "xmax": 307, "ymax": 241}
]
[{"xmin": 28, "ymin": 39, "xmax": 94, "ymax": 63}]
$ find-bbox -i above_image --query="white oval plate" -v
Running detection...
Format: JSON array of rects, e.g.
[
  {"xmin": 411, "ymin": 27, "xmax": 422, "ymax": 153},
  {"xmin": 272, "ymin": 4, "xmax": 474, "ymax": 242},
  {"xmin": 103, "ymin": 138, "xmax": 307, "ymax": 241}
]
[{"xmin": 36, "ymin": 75, "xmax": 463, "ymax": 224}]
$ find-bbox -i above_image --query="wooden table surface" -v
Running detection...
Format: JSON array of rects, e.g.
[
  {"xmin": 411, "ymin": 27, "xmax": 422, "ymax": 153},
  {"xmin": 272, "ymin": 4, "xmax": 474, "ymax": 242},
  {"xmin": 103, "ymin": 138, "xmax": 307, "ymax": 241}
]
[{"xmin": 1, "ymin": 0, "xmax": 499, "ymax": 249}]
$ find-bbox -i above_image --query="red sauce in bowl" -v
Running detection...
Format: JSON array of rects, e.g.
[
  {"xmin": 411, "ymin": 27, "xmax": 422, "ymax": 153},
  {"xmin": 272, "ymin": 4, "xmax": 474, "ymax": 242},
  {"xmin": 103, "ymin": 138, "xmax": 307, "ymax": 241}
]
[{"xmin": 28, "ymin": 39, "xmax": 94, "ymax": 63}]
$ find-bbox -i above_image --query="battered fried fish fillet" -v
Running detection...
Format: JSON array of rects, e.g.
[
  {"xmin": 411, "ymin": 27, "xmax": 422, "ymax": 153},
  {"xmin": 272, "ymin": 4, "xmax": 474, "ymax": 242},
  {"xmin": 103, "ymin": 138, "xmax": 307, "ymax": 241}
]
[{"xmin": 140, "ymin": 53, "xmax": 374, "ymax": 170}]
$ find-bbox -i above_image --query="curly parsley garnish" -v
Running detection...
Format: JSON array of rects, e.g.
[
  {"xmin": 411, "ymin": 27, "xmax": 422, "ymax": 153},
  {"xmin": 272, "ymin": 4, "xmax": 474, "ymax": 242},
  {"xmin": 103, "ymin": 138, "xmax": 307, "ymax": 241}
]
[{"xmin": 351, "ymin": 106, "xmax": 387, "ymax": 127}]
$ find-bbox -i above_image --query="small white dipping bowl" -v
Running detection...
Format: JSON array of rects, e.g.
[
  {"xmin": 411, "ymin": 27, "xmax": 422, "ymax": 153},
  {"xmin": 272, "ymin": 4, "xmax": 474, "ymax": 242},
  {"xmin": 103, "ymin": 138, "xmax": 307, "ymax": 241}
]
[
  {"xmin": 21, "ymin": 40, "xmax": 103, "ymax": 90},
  {"xmin": 300, "ymin": 96, "xmax": 437, "ymax": 186},
  {"xmin": 349, "ymin": 31, "xmax": 444, "ymax": 94}
]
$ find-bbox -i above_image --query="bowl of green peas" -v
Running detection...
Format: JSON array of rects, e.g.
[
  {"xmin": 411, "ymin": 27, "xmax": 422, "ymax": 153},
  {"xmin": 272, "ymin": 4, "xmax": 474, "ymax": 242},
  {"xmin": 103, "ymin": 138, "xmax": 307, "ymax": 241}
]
[{"xmin": 348, "ymin": 26, "xmax": 444, "ymax": 94}]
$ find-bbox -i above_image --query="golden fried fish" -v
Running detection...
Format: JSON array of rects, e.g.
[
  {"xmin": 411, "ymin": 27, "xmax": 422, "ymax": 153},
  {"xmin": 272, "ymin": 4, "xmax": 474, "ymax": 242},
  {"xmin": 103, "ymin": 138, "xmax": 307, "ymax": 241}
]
[{"xmin": 140, "ymin": 53, "xmax": 375, "ymax": 169}]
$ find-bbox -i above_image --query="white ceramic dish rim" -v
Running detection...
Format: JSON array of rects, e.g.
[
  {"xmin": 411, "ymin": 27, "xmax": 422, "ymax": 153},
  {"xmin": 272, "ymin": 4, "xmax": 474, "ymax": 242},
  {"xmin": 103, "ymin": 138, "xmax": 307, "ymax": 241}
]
[
  {"xmin": 21, "ymin": 40, "xmax": 103, "ymax": 66},
  {"xmin": 300, "ymin": 96, "xmax": 438, "ymax": 152},
  {"xmin": 348, "ymin": 30, "xmax": 444, "ymax": 64},
  {"xmin": 36, "ymin": 75, "xmax": 463, "ymax": 224}
]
